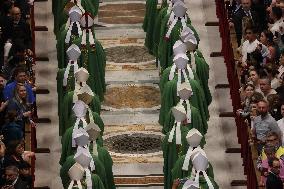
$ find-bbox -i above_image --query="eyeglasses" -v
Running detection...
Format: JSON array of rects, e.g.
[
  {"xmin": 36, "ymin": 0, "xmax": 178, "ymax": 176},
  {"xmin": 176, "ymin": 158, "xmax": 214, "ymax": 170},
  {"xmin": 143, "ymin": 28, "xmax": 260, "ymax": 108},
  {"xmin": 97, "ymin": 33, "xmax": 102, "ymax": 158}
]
[
  {"xmin": 266, "ymin": 138, "xmax": 278, "ymax": 142},
  {"xmin": 246, "ymin": 32, "xmax": 252, "ymax": 34}
]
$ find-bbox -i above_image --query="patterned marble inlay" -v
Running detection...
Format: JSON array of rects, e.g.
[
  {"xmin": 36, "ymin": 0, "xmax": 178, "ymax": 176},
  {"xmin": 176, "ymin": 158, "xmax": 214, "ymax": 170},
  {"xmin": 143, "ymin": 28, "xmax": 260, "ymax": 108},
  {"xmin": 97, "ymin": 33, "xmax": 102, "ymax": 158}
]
[
  {"xmin": 99, "ymin": 3, "xmax": 145, "ymax": 24},
  {"xmin": 105, "ymin": 46, "xmax": 155, "ymax": 63},
  {"xmin": 103, "ymin": 84, "xmax": 160, "ymax": 109},
  {"xmin": 104, "ymin": 133, "xmax": 161, "ymax": 154}
]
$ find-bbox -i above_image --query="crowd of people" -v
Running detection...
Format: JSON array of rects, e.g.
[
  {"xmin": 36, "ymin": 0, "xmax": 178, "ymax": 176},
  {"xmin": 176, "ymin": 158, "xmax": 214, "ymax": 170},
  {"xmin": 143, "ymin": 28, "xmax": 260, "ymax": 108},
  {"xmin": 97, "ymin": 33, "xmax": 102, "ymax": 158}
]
[
  {"xmin": 229, "ymin": 0, "xmax": 284, "ymax": 188},
  {"xmin": 0, "ymin": 0, "xmax": 36, "ymax": 188}
]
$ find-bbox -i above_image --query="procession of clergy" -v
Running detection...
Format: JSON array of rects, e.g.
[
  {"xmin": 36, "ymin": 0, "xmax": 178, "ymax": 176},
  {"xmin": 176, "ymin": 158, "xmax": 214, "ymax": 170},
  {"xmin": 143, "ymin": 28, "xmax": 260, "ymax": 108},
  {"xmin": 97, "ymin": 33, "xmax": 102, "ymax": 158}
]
[{"xmin": 53, "ymin": 0, "xmax": 218, "ymax": 188}]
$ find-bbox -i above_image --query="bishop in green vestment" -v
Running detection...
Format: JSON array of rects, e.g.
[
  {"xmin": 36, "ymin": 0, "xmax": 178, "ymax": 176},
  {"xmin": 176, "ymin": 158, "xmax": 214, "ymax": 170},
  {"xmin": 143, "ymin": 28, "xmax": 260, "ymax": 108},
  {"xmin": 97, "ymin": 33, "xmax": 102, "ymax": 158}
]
[
  {"xmin": 60, "ymin": 91, "xmax": 101, "ymax": 136},
  {"xmin": 171, "ymin": 155, "xmax": 215, "ymax": 189},
  {"xmin": 159, "ymin": 76, "xmax": 209, "ymax": 132},
  {"xmin": 60, "ymin": 155, "xmax": 107, "ymax": 189},
  {"xmin": 162, "ymin": 126, "xmax": 189, "ymax": 189}
]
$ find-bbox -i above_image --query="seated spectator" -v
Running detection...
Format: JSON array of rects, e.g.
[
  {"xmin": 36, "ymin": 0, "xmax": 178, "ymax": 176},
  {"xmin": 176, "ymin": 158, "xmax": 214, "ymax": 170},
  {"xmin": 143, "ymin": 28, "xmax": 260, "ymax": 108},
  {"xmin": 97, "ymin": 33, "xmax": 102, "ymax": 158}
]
[
  {"xmin": 6, "ymin": 83, "xmax": 31, "ymax": 128},
  {"xmin": 4, "ymin": 67, "xmax": 35, "ymax": 104},
  {"xmin": 2, "ymin": 165, "xmax": 30, "ymax": 189},
  {"xmin": 259, "ymin": 76, "xmax": 277, "ymax": 100},
  {"xmin": 1, "ymin": 111, "xmax": 24, "ymax": 144},
  {"xmin": 252, "ymin": 100, "xmax": 282, "ymax": 152},
  {"xmin": 266, "ymin": 157, "xmax": 283, "ymax": 188},
  {"xmin": 3, "ymin": 140, "xmax": 33, "ymax": 168},
  {"xmin": 269, "ymin": 6, "xmax": 284, "ymax": 50},
  {"xmin": 237, "ymin": 83, "xmax": 256, "ymax": 118}
]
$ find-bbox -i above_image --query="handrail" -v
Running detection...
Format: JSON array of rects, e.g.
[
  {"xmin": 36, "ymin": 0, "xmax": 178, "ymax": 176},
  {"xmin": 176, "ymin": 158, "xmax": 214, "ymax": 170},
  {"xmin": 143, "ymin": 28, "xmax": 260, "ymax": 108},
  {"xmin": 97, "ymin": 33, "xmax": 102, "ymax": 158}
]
[{"xmin": 214, "ymin": 0, "xmax": 258, "ymax": 188}]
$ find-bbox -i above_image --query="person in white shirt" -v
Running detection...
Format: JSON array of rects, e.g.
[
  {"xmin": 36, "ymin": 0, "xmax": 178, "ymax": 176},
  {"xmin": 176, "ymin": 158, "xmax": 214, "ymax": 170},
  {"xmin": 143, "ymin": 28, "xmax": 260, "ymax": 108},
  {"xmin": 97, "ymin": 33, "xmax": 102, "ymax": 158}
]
[
  {"xmin": 241, "ymin": 27, "xmax": 270, "ymax": 66},
  {"xmin": 270, "ymin": 6, "xmax": 283, "ymax": 35},
  {"xmin": 277, "ymin": 104, "xmax": 284, "ymax": 145}
]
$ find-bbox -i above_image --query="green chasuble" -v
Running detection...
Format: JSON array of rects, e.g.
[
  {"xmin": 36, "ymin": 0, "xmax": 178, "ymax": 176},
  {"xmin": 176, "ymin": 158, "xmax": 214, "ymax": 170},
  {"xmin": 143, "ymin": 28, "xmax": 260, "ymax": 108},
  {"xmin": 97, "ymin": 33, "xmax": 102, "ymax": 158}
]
[
  {"xmin": 54, "ymin": 0, "xmax": 99, "ymax": 35},
  {"xmin": 57, "ymin": 68, "xmax": 76, "ymax": 136},
  {"xmin": 144, "ymin": 0, "xmax": 158, "ymax": 55},
  {"xmin": 60, "ymin": 91, "xmax": 101, "ymax": 136},
  {"xmin": 194, "ymin": 52, "xmax": 212, "ymax": 106},
  {"xmin": 162, "ymin": 126, "xmax": 189, "ymax": 189},
  {"xmin": 163, "ymin": 103, "xmax": 206, "ymax": 146},
  {"xmin": 91, "ymin": 145, "xmax": 116, "ymax": 189},
  {"xmin": 158, "ymin": 15, "xmax": 199, "ymax": 72},
  {"xmin": 171, "ymin": 155, "xmax": 214, "ymax": 183},
  {"xmin": 75, "ymin": 35, "xmax": 106, "ymax": 101},
  {"xmin": 60, "ymin": 155, "xmax": 107, "ymax": 189},
  {"xmin": 158, "ymin": 75, "xmax": 209, "ymax": 132}
]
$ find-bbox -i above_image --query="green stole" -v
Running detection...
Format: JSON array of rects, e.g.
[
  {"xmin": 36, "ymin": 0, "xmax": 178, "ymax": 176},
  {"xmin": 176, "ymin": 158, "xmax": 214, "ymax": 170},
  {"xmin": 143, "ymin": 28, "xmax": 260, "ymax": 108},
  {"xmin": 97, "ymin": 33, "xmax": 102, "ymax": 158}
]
[
  {"xmin": 60, "ymin": 155, "xmax": 107, "ymax": 189},
  {"xmin": 60, "ymin": 91, "xmax": 101, "ymax": 136},
  {"xmin": 144, "ymin": 0, "xmax": 158, "ymax": 55},
  {"xmin": 162, "ymin": 126, "xmax": 189, "ymax": 189},
  {"xmin": 158, "ymin": 76, "xmax": 209, "ymax": 132}
]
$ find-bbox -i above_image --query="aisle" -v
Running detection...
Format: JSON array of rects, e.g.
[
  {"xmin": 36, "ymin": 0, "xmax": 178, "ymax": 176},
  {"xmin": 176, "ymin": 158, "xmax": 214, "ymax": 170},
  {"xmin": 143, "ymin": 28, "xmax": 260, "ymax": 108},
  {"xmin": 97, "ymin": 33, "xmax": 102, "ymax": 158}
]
[{"xmin": 96, "ymin": 2, "xmax": 164, "ymax": 188}]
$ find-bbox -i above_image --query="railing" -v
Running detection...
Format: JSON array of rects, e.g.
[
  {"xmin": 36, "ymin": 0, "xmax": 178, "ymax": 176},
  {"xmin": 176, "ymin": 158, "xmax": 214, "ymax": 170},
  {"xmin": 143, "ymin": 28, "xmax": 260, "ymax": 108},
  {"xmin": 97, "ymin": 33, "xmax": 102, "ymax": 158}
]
[{"xmin": 214, "ymin": 0, "xmax": 258, "ymax": 188}]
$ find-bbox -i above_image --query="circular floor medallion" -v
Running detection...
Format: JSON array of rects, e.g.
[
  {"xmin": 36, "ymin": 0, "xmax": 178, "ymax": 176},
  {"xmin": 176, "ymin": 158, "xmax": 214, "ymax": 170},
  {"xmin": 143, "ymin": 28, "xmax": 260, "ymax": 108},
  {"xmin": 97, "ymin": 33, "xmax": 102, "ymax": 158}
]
[
  {"xmin": 104, "ymin": 85, "xmax": 160, "ymax": 109},
  {"xmin": 104, "ymin": 133, "xmax": 162, "ymax": 154},
  {"xmin": 105, "ymin": 46, "xmax": 155, "ymax": 63},
  {"xmin": 98, "ymin": 3, "xmax": 145, "ymax": 24}
]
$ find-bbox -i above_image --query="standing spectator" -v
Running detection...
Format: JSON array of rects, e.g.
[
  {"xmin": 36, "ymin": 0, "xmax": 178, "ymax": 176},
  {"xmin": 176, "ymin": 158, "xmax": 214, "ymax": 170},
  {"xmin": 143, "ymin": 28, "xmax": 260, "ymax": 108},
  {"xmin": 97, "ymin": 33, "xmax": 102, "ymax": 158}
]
[
  {"xmin": 231, "ymin": 0, "xmax": 259, "ymax": 46},
  {"xmin": 266, "ymin": 157, "xmax": 283, "ymax": 188},
  {"xmin": 252, "ymin": 100, "xmax": 282, "ymax": 152},
  {"xmin": 259, "ymin": 77, "xmax": 277, "ymax": 100},
  {"xmin": 260, "ymin": 30, "xmax": 280, "ymax": 64},
  {"xmin": 3, "ymin": 67, "xmax": 35, "ymax": 104},
  {"xmin": 237, "ymin": 83, "xmax": 256, "ymax": 118},
  {"xmin": 249, "ymin": 69, "xmax": 261, "ymax": 90},
  {"xmin": 6, "ymin": 83, "xmax": 31, "ymax": 128},
  {"xmin": 241, "ymin": 27, "xmax": 269, "ymax": 67}
]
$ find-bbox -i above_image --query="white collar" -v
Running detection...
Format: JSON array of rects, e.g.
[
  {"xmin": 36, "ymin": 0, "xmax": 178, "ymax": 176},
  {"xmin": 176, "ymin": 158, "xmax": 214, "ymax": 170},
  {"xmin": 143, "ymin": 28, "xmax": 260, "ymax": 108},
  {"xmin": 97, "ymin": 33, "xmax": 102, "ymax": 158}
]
[{"xmin": 12, "ymin": 176, "xmax": 18, "ymax": 185}]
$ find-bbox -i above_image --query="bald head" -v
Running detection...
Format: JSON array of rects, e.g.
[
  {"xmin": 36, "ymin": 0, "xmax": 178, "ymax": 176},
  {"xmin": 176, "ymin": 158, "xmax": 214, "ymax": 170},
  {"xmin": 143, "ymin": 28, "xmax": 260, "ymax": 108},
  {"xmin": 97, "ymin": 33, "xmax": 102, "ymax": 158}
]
[
  {"xmin": 11, "ymin": 7, "xmax": 21, "ymax": 22},
  {"xmin": 242, "ymin": 0, "xmax": 252, "ymax": 11}
]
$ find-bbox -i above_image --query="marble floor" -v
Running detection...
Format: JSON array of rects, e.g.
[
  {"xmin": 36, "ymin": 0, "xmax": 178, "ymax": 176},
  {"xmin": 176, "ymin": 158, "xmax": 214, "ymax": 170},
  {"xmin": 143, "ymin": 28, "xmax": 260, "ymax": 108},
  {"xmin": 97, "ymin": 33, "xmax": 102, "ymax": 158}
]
[{"xmin": 33, "ymin": 0, "xmax": 247, "ymax": 188}]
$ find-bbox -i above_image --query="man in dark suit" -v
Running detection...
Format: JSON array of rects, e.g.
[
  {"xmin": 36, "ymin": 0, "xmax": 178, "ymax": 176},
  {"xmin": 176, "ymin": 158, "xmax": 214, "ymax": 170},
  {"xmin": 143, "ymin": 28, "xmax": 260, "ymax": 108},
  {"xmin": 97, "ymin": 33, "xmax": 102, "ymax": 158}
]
[
  {"xmin": 1, "ymin": 166, "xmax": 29, "ymax": 189},
  {"xmin": 230, "ymin": 0, "xmax": 260, "ymax": 46},
  {"xmin": 266, "ymin": 157, "xmax": 283, "ymax": 189}
]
